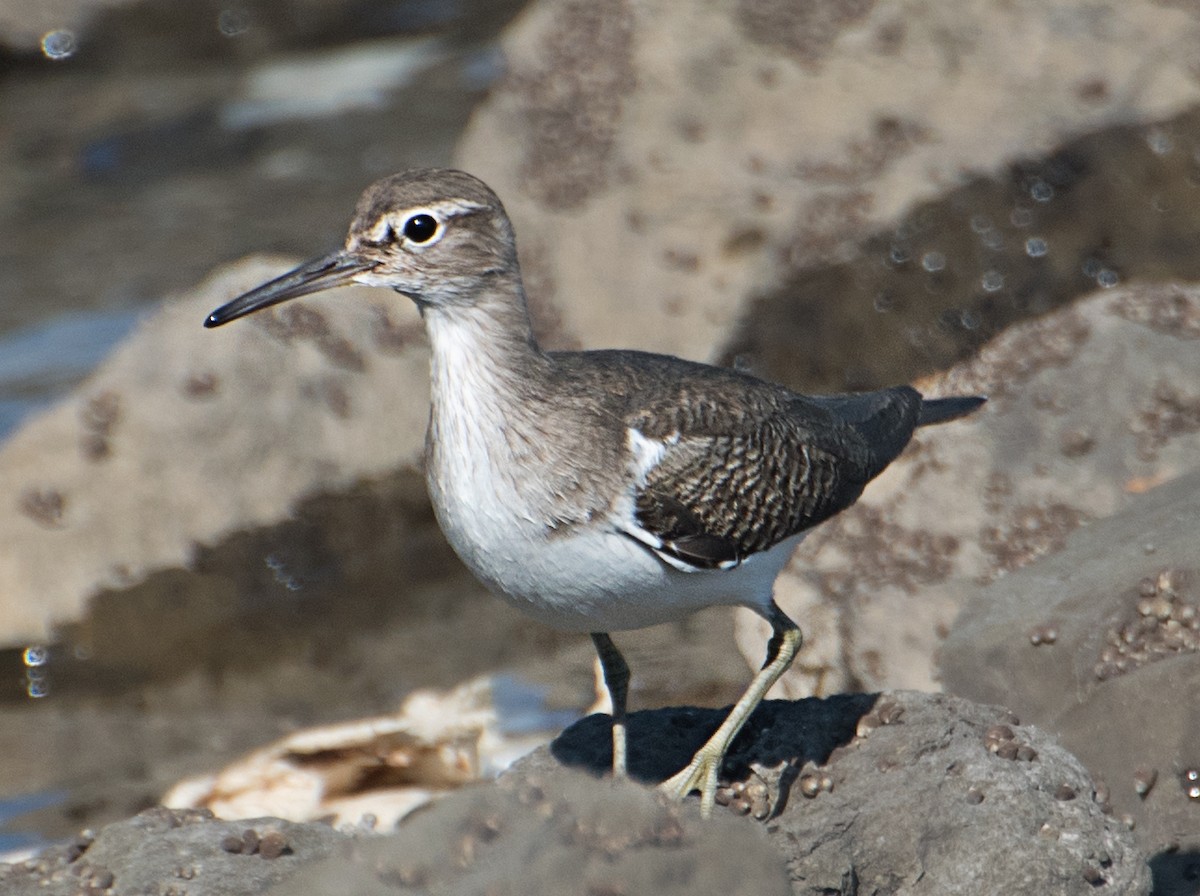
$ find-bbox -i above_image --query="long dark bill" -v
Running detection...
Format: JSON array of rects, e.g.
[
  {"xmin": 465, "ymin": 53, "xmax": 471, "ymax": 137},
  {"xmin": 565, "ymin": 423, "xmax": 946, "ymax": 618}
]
[{"xmin": 204, "ymin": 251, "xmax": 373, "ymax": 328}]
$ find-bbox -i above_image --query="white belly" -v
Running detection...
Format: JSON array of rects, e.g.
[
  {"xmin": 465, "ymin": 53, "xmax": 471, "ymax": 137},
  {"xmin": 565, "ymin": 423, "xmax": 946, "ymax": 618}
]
[
  {"xmin": 431, "ymin": 465, "xmax": 801, "ymax": 631},
  {"xmin": 478, "ymin": 527, "xmax": 802, "ymax": 632}
]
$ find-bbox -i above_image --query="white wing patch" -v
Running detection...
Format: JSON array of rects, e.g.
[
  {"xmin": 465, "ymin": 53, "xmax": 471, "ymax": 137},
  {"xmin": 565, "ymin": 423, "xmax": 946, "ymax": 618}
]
[
  {"xmin": 620, "ymin": 427, "xmax": 740, "ymax": 573},
  {"xmin": 626, "ymin": 427, "xmax": 678, "ymax": 483}
]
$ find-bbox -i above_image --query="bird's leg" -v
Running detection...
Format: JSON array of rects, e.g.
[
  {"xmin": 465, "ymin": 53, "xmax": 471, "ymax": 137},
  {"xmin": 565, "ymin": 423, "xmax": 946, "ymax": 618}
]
[
  {"xmin": 660, "ymin": 601, "xmax": 802, "ymax": 818},
  {"xmin": 591, "ymin": 632, "xmax": 630, "ymax": 778}
]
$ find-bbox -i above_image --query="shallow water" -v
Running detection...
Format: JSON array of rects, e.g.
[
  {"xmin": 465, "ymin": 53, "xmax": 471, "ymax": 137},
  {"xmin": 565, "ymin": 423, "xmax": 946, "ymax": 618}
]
[
  {"xmin": 0, "ymin": 309, "xmax": 140, "ymax": 440},
  {"xmin": 0, "ymin": 791, "xmax": 64, "ymax": 859}
]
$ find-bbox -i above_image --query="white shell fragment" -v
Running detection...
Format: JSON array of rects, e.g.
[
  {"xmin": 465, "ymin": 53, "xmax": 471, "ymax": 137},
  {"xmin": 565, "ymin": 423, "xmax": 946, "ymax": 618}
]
[{"xmin": 162, "ymin": 676, "xmax": 555, "ymax": 829}]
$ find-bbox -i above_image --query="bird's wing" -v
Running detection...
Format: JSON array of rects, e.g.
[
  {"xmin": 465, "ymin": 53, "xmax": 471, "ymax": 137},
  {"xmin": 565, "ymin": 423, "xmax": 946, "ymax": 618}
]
[
  {"xmin": 547, "ymin": 350, "xmax": 927, "ymax": 572},
  {"xmin": 619, "ymin": 396, "xmax": 887, "ymax": 572}
]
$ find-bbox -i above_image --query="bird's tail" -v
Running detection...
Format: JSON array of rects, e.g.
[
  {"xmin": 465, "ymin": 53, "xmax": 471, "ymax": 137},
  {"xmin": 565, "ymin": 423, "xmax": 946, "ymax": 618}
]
[{"xmin": 917, "ymin": 395, "xmax": 987, "ymax": 426}]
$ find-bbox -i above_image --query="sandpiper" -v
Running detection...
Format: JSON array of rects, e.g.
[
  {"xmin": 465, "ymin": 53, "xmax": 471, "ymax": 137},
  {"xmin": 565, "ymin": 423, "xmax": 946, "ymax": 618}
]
[{"xmin": 206, "ymin": 168, "xmax": 984, "ymax": 817}]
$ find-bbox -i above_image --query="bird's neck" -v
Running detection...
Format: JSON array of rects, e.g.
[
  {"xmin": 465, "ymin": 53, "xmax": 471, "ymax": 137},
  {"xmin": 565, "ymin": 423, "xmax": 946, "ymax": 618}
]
[{"xmin": 421, "ymin": 277, "xmax": 549, "ymax": 410}]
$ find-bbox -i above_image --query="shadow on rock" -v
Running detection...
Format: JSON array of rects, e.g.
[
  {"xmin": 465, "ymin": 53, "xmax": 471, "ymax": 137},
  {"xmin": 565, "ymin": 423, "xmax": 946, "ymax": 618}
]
[
  {"xmin": 1149, "ymin": 849, "xmax": 1200, "ymax": 896},
  {"xmin": 535, "ymin": 690, "xmax": 1153, "ymax": 895},
  {"xmin": 551, "ymin": 694, "xmax": 878, "ymax": 787}
]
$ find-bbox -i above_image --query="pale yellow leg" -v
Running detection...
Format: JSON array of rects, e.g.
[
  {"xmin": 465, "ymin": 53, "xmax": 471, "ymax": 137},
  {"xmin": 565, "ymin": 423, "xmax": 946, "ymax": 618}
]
[
  {"xmin": 660, "ymin": 602, "xmax": 802, "ymax": 818},
  {"xmin": 591, "ymin": 632, "xmax": 630, "ymax": 778}
]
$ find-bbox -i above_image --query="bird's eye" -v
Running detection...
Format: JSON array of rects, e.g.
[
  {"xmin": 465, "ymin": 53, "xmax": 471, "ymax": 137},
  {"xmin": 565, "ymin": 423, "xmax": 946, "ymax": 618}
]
[{"xmin": 403, "ymin": 214, "xmax": 439, "ymax": 243}]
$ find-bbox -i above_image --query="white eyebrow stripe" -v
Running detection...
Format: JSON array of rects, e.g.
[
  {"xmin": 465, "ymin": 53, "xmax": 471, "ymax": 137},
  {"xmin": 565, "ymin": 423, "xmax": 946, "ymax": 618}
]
[
  {"xmin": 359, "ymin": 199, "xmax": 488, "ymax": 245},
  {"xmin": 393, "ymin": 199, "xmax": 487, "ymax": 221}
]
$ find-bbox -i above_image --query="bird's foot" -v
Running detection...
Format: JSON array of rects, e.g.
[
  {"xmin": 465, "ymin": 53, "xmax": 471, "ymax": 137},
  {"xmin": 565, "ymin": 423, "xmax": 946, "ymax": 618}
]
[{"xmin": 658, "ymin": 746, "xmax": 723, "ymax": 818}]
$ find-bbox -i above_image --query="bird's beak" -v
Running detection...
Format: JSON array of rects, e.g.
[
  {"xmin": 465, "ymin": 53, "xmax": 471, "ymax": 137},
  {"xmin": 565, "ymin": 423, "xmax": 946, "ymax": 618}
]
[{"xmin": 204, "ymin": 250, "xmax": 374, "ymax": 328}]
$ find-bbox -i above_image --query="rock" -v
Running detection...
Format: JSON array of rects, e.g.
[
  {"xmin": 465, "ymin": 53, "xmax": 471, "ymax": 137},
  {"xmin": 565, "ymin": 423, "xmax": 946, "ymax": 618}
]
[
  {"xmin": 269, "ymin": 772, "xmax": 792, "ymax": 896},
  {"xmin": 0, "ymin": 692, "xmax": 1151, "ymax": 894},
  {"xmin": 738, "ymin": 282, "xmax": 1200, "ymax": 698},
  {"xmin": 519, "ymin": 691, "xmax": 1150, "ymax": 895},
  {"xmin": 940, "ymin": 469, "xmax": 1200, "ymax": 861},
  {"xmin": 0, "ymin": 807, "xmax": 348, "ymax": 896},
  {"xmin": 0, "ymin": 257, "xmax": 432, "ymax": 643},
  {"xmin": 458, "ymin": 0, "xmax": 1200, "ymax": 376}
]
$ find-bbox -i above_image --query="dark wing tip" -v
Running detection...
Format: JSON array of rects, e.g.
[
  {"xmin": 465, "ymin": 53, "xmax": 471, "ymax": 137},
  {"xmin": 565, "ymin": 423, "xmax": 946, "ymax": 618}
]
[
  {"xmin": 917, "ymin": 395, "xmax": 987, "ymax": 426},
  {"xmin": 658, "ymin": 532, "xmax": 741, "ymax": 570}
]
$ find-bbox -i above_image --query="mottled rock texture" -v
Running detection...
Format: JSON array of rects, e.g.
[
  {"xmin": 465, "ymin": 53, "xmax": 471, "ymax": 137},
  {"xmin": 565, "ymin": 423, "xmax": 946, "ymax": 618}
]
[
  {"xmin": 0, "ymin": 808, "xmax": 347, "ymax": 896},
  {"xmin": 458, "ymin": 0, "xmax": 1200, "ymax": 370},
  {"xmin": 530, "ymin": 691, "xmax": 1150, "ymax": 895},
  {"xmin": 741, "ymin": 284, "xmax": 1200, "ymax": 700},
  {"xmin": 0, "ymin": 693, "xmax": 1151, "ymax": 896},
  {"xmin": 941, "ymin": 471, "xmax": 1200, "ymax": 867}
]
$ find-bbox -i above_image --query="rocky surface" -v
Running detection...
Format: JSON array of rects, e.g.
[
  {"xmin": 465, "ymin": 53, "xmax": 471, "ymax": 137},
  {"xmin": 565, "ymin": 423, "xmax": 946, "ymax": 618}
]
[
  {"xmin": 741, "ymin": 282, "xmax": 1200, "ymax": 700},
  {"xmin": 735, "ymin": 283, "xmax": 1200, "ymax": 876},
  {"xmin": 0, "ymin": 692, "xmax": 1152, "ymax": 895},
  {"xmin": 940, "ymin": 470, "xmax": 1200, "ymax": 871},
  {"xmin": 269, "ymin": 772, "xmax": 792, "ymax": 896},
  {"xmin": 537, "ymin": 691, "xmax": 1150, "ymax": 895},
  {"xmin": 458, "ymin": 0, "xmax": 1200, "ymax": 379},
  {"xmin": 0, "ymin": 257, "xmax": 432, "ymax": 642},
  {"xmin": 0, "ymin": 808, "xmax": 348, "ymax": 896},
  {"xmin": 3, "ymin": 0, "xmax": 1200, "ymax": 888}
]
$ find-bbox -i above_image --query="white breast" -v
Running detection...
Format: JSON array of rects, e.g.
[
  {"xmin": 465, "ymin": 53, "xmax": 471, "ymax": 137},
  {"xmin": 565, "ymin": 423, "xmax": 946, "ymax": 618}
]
[{"xmin": 422, "ymin": 309, "xmax": 801, "ymax": 632}]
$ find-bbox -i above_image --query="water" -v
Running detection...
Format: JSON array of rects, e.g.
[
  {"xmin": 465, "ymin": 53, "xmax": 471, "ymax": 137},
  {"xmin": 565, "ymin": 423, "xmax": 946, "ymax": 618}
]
[
  {"xmin": 0, "ymin": 791, "xmax": 64, "ymax": 861},
  {"xmin": 0, "ymin": 310, "xmax": 140, "ymax": 442}
]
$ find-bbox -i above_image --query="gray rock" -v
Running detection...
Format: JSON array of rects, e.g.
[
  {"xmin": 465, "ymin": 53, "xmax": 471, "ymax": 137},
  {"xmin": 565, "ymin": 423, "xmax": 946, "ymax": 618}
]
[
  {"xmin": 941, "ymin": 469, "xmax": 1200, "ymax": 860},
  {"xmin": 0, "ymin": 693, "xmax": 1151, "ymax": 895},
  {"xmin": 0, "ymin": 258, "xmax": 433, "ymax": 643},
  {"xmin": 0, "ymin": 807, "xmax": 348, "ymax": 896},
  {"xmin": 270, "ymin": 772, "xmax": 791, "ymax": 896},
  {"xmin": 517, "ymin": 691, "xmax": 1151, "ymax": 895},
  {"xmin": 740, "ymin": 283, "xmax": 1200, "ymax": 699}
]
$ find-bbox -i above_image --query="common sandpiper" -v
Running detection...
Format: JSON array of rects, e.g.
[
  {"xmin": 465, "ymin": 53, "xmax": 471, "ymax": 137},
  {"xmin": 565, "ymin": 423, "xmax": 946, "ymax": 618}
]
[{"xmin": 205, "ymin": 168, "xmax": 984, "ymax": 817}]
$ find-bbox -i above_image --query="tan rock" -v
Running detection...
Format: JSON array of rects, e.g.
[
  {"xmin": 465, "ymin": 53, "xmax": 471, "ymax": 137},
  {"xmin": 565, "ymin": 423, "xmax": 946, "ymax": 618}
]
[
  {"xmin": 0, "ymin": 257, "xmax": 430, "ymax": 642},
  {"xmin": 940, "ymin": 470, "xmax": 1200, "ymax": 853},
  {"xmin": 458, "ymin": 0, "xmax": 1200, "ymax": 364},
  {"xmin": 740, "ymin": 282, "xmax": 1200, "ymax": 696}
]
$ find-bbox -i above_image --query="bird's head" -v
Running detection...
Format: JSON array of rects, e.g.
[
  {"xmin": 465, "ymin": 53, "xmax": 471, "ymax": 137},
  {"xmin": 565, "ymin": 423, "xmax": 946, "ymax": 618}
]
[{"xmin": 205, "ymin": 168, "xmax": 518, "ymax": 328}]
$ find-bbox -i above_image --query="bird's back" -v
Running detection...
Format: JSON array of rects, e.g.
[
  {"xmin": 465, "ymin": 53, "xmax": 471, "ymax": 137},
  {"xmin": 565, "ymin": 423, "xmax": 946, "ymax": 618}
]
[{"xmin": 541, "ymin": 349, "xmax": 936, "ymax": 569}]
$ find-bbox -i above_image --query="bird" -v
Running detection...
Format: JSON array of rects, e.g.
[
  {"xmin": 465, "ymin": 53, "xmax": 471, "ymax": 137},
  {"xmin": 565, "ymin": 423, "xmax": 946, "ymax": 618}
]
[{"xmin": 205, "ymin": 168, "xmax": 984, "ymax": 818}]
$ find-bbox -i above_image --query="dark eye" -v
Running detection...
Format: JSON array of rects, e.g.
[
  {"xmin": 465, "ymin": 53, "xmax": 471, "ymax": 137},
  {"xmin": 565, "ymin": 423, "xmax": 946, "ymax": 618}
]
[{"xmin": 403, "ymin": 214, "xmax": 438, "ymax": 243}]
